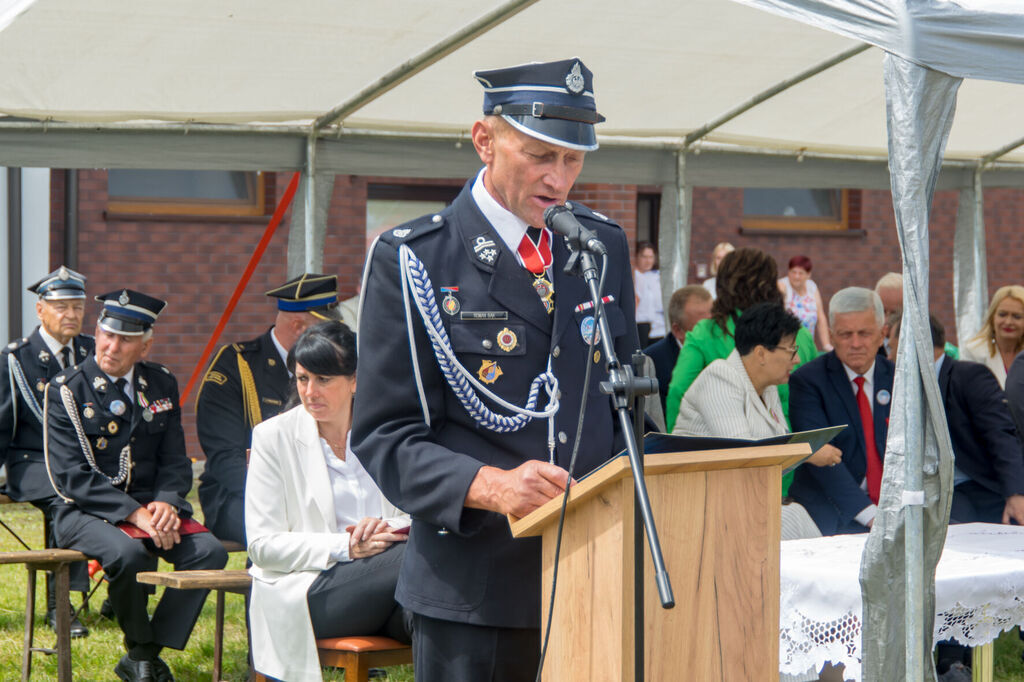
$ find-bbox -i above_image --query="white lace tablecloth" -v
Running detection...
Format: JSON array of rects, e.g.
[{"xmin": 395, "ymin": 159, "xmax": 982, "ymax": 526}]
[{"xmin": 780, "ymin": 523, "xmax": 1024, "ymax": 680}]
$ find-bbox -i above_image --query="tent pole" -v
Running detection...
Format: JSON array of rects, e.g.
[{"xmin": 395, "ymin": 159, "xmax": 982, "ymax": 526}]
[
  {"xmin": 311, "ymin": 0, "xmax": 539, "ymax": 130},
  {"xmin": 7, "ymin": 167, "xmax": 21, "ymax": 339},
  {"xmin": 683, "ymin": 44, "xmax": 870, "ymax": 146},
  {"xmin": 304, "ymin": 131, "xmax": 317, "ymax": 273}
]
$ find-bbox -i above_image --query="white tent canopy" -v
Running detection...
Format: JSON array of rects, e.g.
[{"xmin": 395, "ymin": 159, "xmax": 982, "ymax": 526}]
[{"xmin": 0, "ymin": 0, "xmax": 1022, "ymax": 175}]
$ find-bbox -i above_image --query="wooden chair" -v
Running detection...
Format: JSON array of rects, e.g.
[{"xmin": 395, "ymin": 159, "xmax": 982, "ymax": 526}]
[
  {"xmin": 0, "ymin": 548, "xmax": 88, "ymax": 682},
  {"xmin": 317, "ymin": 636, "xmax": 412, "ymax": 682}
]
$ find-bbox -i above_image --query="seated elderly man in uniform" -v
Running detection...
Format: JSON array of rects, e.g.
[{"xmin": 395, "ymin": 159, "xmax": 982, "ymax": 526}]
[
  {"xmin": 196, "ymin": 273, "xmax": 343, "ymax": 545},
  {"xmin": 353, "ymin": 58, "xmax": 641, "ymax": 681},
  {"xmin": 45, "ymin": 289, "xmax": 227, "ymax": 682},
  {"xmin": 0, "ymin": 267, "xmax": 93, "ymax": 637}
]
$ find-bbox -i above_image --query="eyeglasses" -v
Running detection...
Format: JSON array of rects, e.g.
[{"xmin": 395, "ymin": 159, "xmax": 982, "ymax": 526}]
[{"xmin": 773, "ymin": 345, "xmax": 799, "ymax": 360}]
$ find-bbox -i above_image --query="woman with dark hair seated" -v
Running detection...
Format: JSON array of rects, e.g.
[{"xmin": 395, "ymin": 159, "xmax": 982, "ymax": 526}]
[
  {"xmin": 245, "ymin": 321, "xmax": 410, "ymax": 682},
  {"xmin": 673, "ymin": 302, "xmax": 833, "ymax": 539}
]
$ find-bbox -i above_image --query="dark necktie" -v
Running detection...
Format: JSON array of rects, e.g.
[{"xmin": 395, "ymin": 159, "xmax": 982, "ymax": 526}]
[
  {"xmin": 114, "ymin": 378, "xmax": 132, "ymax": 414},
  {"xmin": 853, "ymin": 376, "xmax": 883, "ymax": 504},
  {"xmin": 60, "ymin": 346, "xmax": 73, "ymax": 369}
]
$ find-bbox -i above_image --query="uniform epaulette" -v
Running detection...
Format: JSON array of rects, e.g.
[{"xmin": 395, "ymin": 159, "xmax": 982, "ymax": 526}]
[
  {"xmin": 52, "ymin": 364, "xmax": 83, "ymax": 386},
  {"xmin": 378, "ymin": 211, "xmax": 448, "ymax": 247},
  {"xmin": 569, "ymin": 201, "xmax": 618, "ymax": 227},
  {"xmin": 140, "ymin": 360, "xmax": 172, "ymax": 376},
  {"xmin": 232, "ymin": 339, "xmax": 260, "ymax": 354},
  {"xmin": 3, "ymin": 337, "xmax": 29, "ymax": 354}
]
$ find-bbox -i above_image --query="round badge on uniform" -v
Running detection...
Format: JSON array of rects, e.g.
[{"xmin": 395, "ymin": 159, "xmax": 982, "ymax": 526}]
[
  {"xmin": 441, "ymin": 287, "xmax": 461, "ymax": 316},
  {"xmin": 579, "ymin": 316, "xmax": 601, "ymax": 346},
  {"xmin": 107, "ymin": 420, "xmax": 119, "ymax": 435},
  {"xmin": 110, "ymin": 400, "xmax": 126, "ymax": 416},
  {"xmin": 496, "ymin": 328, "xmax": 518, "ymax": 352},
  {"xmin": 876, "ymin": 389, "xmax": 891, "ymax": 406},
  {"xmin": 83, "ymin": 406, "xmax": 95, "ymax": 419},
  {"xmin": 36, "ymin": 380, "xmax": 46, "ymax": 393},
  {"xmin": 142, "ymin": 409, "xmax": 153, "ymax": 422}
]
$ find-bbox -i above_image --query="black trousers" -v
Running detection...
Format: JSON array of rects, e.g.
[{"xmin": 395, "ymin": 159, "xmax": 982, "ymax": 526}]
[
  {"xmin": 55, "ymin": 509, "xmax": 228, "ymax": 651},
  {"xmin": 306, "ymin": 543, "xmax": 410, "ymax": 643},
  {"xmin": 203, "ymin": 493, "xmax": 245, "ymax": 546},
  {"xmin": 412, "ymin": 613, "xmax": 539, "ymax": 682},
  {"xmin": 950, "ymin": 480, "xmax": 1006, "ymax": 524}
]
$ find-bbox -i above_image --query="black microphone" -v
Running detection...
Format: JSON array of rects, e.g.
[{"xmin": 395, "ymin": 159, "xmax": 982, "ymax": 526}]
[{"xmin": 543, "ymin": 204, "xmax": 607, "ymax": 255}]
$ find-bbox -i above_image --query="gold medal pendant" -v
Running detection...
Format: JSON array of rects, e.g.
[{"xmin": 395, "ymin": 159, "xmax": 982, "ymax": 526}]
[{"xmin": 532, "ymin": 276, "xmax": 554, "ymax": 314}]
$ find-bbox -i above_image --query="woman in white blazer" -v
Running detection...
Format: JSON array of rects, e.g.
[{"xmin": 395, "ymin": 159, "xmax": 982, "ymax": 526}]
[
  {"xmin": 673, "ymin": 302, "xmax": 836, "ymax": 540},
  {"xmin": 246, "ymin": 322, "xmax": 410, "ymax": 682}
]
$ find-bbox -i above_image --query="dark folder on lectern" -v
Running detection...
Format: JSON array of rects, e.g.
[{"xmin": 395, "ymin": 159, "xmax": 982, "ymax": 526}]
[{"xmin": 584, "ymin": 425, "xmax": 848, "ymax": 481}]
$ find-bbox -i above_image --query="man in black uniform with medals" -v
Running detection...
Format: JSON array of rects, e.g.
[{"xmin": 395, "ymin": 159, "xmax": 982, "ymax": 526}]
[
  {"xmin": 0, "ymin": 266, "xmax": 93, "ymax": 636},
  {"xmin": 45, "ymin": 289, "xmax": 228, "ymax": 682},
  {"xmin": 352, "ymin": 59, "xmax": 641, "ymax": 681},
  {"xmin": 195, "ymin": 273, "xmax": 343, "ymax": 545}
]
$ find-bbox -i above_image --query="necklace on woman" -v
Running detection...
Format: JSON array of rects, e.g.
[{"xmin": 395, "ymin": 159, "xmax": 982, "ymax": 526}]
[{"xmin": 318, "ymin": 427, "xmax": 347, "ymax": 459}]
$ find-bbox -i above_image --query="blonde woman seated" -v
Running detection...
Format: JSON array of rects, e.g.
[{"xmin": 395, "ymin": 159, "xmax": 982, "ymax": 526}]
[
  {"xmin": 246, "ymin": 321, "xmax": 410, "ymax": 682},
  {"xmin": 673, "ymin": 302, "xmax": 831, "ymax": 539}
]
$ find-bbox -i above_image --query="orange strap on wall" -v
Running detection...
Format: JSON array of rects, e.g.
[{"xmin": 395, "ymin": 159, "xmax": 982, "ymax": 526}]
[{"xmin": 180, "ymin": 171, "xmax": 301, "ymax": 403}]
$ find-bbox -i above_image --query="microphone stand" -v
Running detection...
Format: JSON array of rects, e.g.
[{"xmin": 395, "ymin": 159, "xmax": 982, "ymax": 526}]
[{"xmin": 563, "ymin": 245, "xmax": 674, "ymax": 681}]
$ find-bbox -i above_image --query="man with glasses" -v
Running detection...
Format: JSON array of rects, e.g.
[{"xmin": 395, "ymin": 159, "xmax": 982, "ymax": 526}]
[
  {"xmin": 0, "ymin": 267, "xmax": 93, "ymax": 636},
  {"xmin": 787, "ymin": 287, "xmax": 894, "ymax": 535}
]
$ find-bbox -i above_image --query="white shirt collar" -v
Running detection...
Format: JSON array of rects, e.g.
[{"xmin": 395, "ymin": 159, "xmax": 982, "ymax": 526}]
[
  {"xmin": 270, "ymin": 326, "xmax": 290, "ymax": 369},
  {"xmin": 104, "ymin": 367, "xmax": 135, "ymax": 399},
  {"xmin": 471, "ymin": 167, "xmax": 531, "ymax": 256},
  {"xmin": 842, "ymin": 359, "xmax": 875, "ymax": 388},
  {"xmin": 38, "ymin": 326, "xmax": 73, "ymax": 364},
  {"xmin": 934, "ymin": 353, "xmax": 945, "ymax": 376}
]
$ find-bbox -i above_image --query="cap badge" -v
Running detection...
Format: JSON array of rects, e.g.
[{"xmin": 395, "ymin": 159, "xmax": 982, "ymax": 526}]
[
  {"xmin": 95, "ymin": 437, "xmax": 107, "ymax": 450},
  {"xmin": 565, "ymin": 61, "xmax": 585, "ymax": 95},
  {"xmin": 497, "ymin": 328, "xmax": 518, "ymax": 352},
  {"xmin": 478, "ymin": 359, "xmax": 503, "ymax": 384},
  {"xmin": 58, "ymin": 266, "xmax": 70, "ymax": 280},
  {"xmin": 38, "ymin": 349, "xmax": 51, "ymax": 364},
  {"xmin": 441, "ymin": 287, "xmax": 460, "ymax": 316},
  {"xmin": 107, "ymin": 420, "xmax": 119, "ymax": 435},
  {"xmin": 83, "ymin": 406, "xmax": 95, "ymax": 419},
  {"xmin": 109, "ymin": 399, "xmax": 127, "ymax": 416},
  {"xmin": 93, "ymin": 376, "xmax": 108, "ymax": 392},
  {"xmin": 118, "ymin": 290, "xmax": 130, "ymax": 306}
]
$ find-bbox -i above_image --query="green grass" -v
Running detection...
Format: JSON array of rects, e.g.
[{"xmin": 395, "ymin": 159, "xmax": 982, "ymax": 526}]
[
  {"xmin": 0, "ymin": 490, "xmax": 413, "ymax": 681},
  {"xmin": 4, "ymin": 491, "xmax": 1024, "ymax": 681}
]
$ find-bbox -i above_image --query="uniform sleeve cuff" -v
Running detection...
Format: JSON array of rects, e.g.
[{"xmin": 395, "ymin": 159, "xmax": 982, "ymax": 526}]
[{"xmin": 855, "ymin": 505, "xmax": 878, "ymax": 527}]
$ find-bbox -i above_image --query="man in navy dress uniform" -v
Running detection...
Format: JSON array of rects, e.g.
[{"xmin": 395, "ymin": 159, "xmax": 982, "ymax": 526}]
[
  {"xmin": 196, "ymin": 273, "xmax": 343, "ymax": 544},
  {"xmin": 352, "ymin": 58, "xmax": 641, "ymax": 681},
  {"xmin": 0, "ymin": 266, "xmax": 93, "ymax": 636},
  {"xmin": 45, "ymin": 289, "xmax": 228, "ymax": 682}
]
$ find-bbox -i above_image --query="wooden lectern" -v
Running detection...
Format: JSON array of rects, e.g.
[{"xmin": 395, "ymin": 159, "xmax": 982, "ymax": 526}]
[{"xmin": 509, "ymin": 443, "xmax": 811, "ymax": 682}]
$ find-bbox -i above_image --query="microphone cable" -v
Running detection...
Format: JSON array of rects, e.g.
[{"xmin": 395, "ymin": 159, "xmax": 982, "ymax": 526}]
[{"xmin": 535, "ymin": 252, "xmax": 609, "ymax": 682}]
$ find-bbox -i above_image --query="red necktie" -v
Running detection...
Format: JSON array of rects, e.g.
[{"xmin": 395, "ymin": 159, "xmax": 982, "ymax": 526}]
[
  {"xmin": 853, "ymin": 376, "xmax": 883, "ymax": 504},
  {"xmin": 517, "ymin": 228, "xmax": 552, "ymax": 274}
]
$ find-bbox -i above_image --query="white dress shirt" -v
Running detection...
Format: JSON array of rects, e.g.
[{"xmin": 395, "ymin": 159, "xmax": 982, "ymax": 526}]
[
  {"xmin": 470, "ymin": 168, "xmax": 553, "ymax": 277},
  {"xmin": 321, "ymin": 434, "xmax": 396, "ymax": 562},
  {"xmin": 38, "ymin": 326, "xmax": 75, "ymax": 369}
]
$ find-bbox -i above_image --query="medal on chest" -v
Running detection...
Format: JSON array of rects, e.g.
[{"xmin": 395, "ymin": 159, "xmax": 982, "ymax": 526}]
[{"xmin": 518, "ymin": 228, "xmax": 555, "ymax": 314}]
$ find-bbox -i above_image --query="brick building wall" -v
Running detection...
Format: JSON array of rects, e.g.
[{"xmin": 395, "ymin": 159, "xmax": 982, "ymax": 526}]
[{"xmin": 47, "ymin": 169, "xmax": 1024, "ymax": 459}]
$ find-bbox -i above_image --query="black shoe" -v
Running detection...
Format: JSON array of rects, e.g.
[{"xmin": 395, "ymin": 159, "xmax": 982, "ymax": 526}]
[
  {"xmin": 100, "ymin": 597, "xmax": 115, "ymax": 620},
  {"xmin": 46, "ymin": 607, "xmax": 89, "ymax": 638},
  {"xmin": 114, "ymin": 655, "xmax": 156, "ymax": 682},
  {"xmin": 151, "ymin": 656, "xmax": 175, "ymax": 682}
]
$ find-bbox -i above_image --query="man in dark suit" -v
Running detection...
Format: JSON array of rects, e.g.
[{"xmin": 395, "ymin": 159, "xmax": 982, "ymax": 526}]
[
  {"xmin": 352, "ymin": 59, "xmax": 640, "ymax": 681},
  {"xmin": 195, "ymin": 273, "xmax": 343, "ymax": 544},
  {"xmin": 892, "ymin": 314, "xmax": 1024, "ymax": 525},
  {"xmin": 0, "ymin": 266, "xmax": 93, "ymax": 636},
  {"xmin": 45, "ymin": 289, "xmax": 228, "ymax": 682},
  {"xmin": 789, "ymin": 287, "xmax": 893, "ymax": 535},
  {"xmin": 644, "ymin": 284, "xmax": 711, "ymax": 414}
]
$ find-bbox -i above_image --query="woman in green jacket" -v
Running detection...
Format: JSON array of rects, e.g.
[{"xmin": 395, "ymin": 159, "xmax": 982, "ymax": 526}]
[
  {"xmin": 664, "ymin": 247, "xmax": 819, "ymax": 494},
  {"xmin": 665, "ymin": 247, "xmax": 818, "ymax": 430}
]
